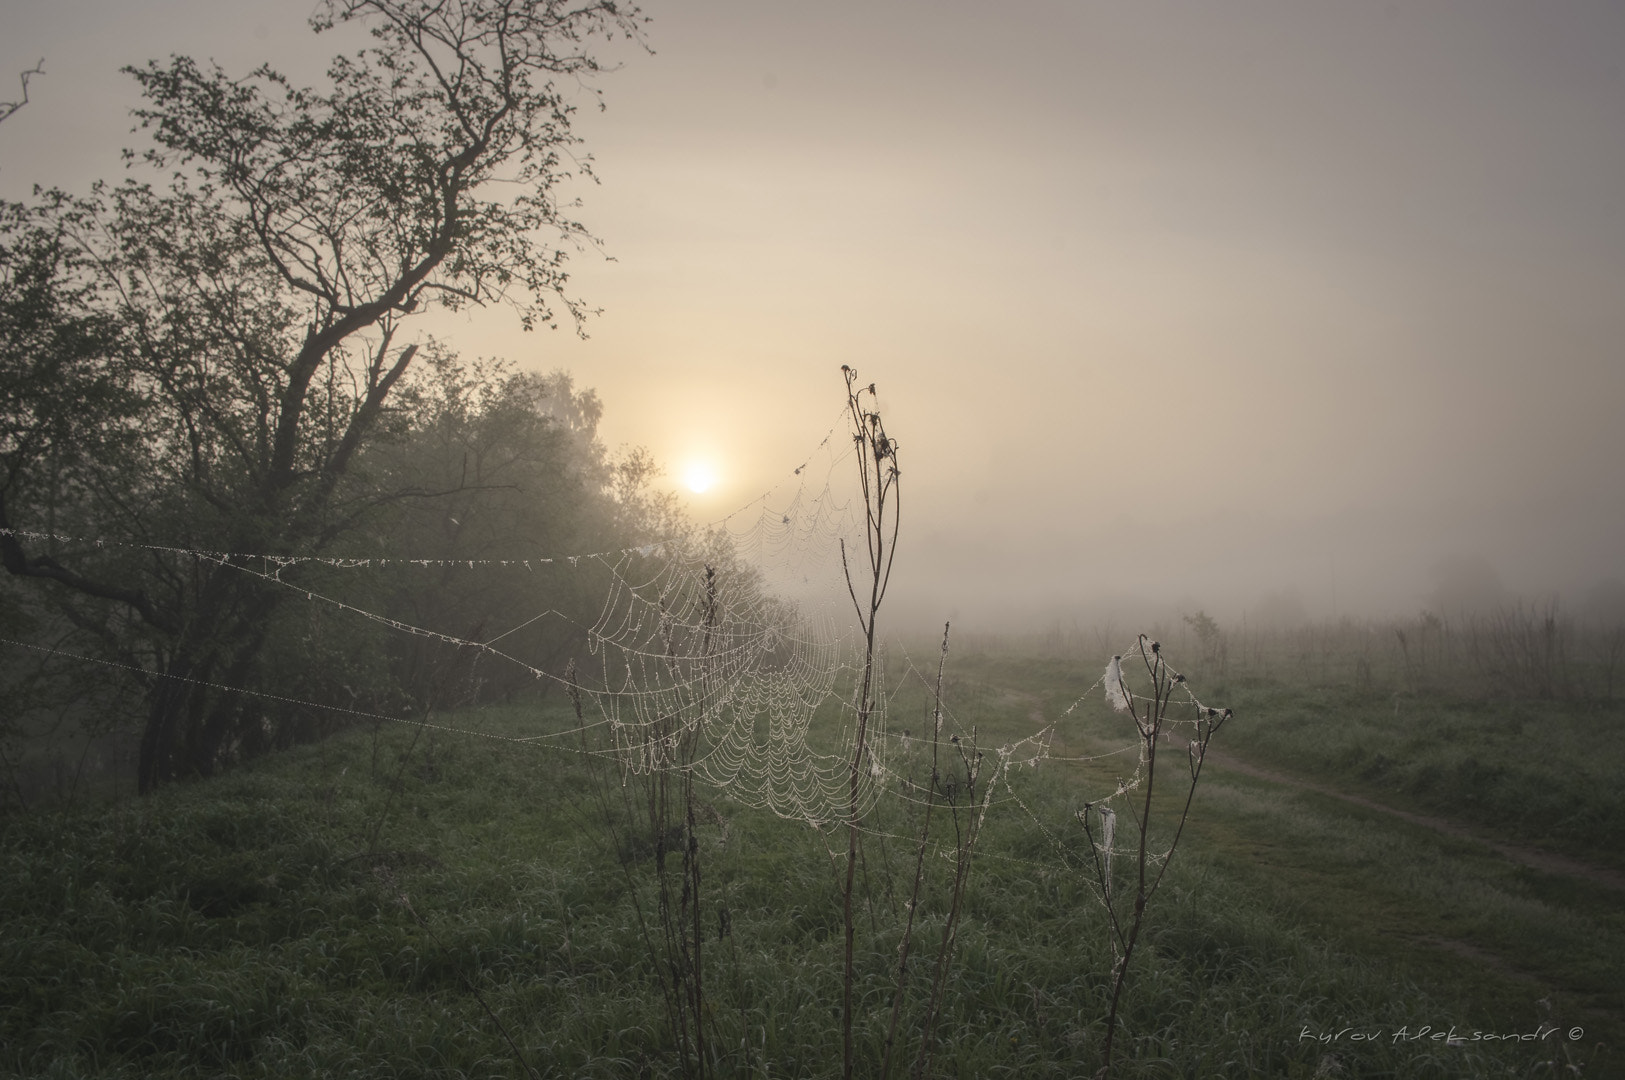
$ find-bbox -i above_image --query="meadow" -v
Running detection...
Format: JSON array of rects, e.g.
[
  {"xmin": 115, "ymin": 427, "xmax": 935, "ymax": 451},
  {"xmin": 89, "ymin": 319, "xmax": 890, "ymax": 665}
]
[{"xmin": 3, "ymin": 621, "xmax": 1620, "ymax": 1079}]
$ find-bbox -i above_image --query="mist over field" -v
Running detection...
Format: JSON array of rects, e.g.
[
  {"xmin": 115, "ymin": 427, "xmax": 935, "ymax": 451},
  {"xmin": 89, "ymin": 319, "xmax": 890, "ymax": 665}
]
[
  {"xmin": 5, "ymin": 0, "xmax": 1623, "ymax": 641},
  {"xmin": 5, "ymin": 7, "xmax": 1625, "ymax": 1076}
]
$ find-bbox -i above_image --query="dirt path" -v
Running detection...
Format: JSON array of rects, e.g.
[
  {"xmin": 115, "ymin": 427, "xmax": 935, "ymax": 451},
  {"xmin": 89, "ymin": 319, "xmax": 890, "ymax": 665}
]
[
  {"xmin": 1023, "ymin": 702, "xmax": 1625, "ymax": 1046},
  {"xmin": 1021, "ymin": 694, "xmax": 1625, "ymax": 893},
  {"xmin": 1189, "ymin": 739, "xmax": 1625, "ymax": 894}
]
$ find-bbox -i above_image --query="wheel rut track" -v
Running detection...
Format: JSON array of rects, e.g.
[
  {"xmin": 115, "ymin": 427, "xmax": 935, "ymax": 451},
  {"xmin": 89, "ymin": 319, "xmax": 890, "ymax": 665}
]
[
  {"xmin": 1028, "ymin": 694, "xmax": 1623, "ymax": 894},
  {"xmin": 1187, "ymin": 738, "xmax": 1625, "ymax": 894},
  {"xmin": 1024, "ymin": 695, "xmax": 1622, "ymax": 1043}
]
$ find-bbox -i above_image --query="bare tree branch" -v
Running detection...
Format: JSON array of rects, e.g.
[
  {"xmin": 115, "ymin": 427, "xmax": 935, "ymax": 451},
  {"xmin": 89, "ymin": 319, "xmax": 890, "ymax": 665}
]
[{"xmin": 0, "ymin": 60, "xmax": 44, "ymax": 126}]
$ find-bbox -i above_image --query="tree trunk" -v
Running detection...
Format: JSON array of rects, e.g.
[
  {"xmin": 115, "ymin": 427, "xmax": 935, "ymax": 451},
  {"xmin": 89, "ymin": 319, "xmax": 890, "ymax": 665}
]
[{"xmin": 136, "ymin": 564, "xmax": 281, "ymax": 793}]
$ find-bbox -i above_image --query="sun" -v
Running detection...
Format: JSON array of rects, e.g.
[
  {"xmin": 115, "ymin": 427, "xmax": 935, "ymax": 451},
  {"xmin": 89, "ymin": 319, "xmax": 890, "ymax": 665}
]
[{"xmin": 683, "ymin": 462, "xmax": 717, "ymax": 494}]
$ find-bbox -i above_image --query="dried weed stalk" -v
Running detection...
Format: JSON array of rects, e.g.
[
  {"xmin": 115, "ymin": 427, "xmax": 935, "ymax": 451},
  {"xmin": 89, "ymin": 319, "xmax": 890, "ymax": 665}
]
[
  {"xmin": 838, "ymin": 365, "xmax": 900, "ymax": 1080},
  {"xmin": 1086, "ymin": 635, "xmax": 1230, "ymax": 1078}
]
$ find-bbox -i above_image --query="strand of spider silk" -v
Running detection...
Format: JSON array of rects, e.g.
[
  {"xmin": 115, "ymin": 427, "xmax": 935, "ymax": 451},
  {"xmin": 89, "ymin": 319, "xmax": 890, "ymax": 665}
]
[
  {"xmin": 202, "ymin": 552, "xmax": 579, "ymax": 685},
  {"xmin": 1091, "ymin": 638, "xmax": 1232, "ymax": 761},
  {"xmin": 1037, "ymin": 649, "xmax": 1223, "ymax": 810},
  {"xmin": 876, "ymin": 653, "xmax": 1069, "ymax": 783},
  {"xmin": 1034, "ymin": 638, "xmax": 1181, "ymax": 774},
  {"xmin": 696, "ymin": 404, "xmax": 854, "ymax": 530},
  {"xmin": 1, "ymin": 476, "xmax": 849, "ymax": 575},
  {"xmin": 866, "ymin": 760, "xmax": 1039, "ymax": 816},
  {"xmin": 1, "ymin": 634, "xmax": 1156, "ymax": 869},
  {"xmin": 573, "ymin": 587, "xmax": 869, "ymax": 813},
  {"xmin": 0, "ymin": 635, "xmax": 623, "ymax": 750},
  {"xmin": 1, "ymin": 465, "xmax": 863, "ymax": 764},
  {"xmin": 6, "ymin": 551, "xmax": 750, "ymax": 752},
  {"xmin": 203, "ymin": 547, "xmax": 792, "ymax": 707},
  {"xmin": 725, "ymin": 678, "xmax": 888, "ymax": 818},
  {"xmin": 886, "ymin": 651, "xmax": 1062, "ymax": 767},
  {"xmin": 4, "ymin": 551, "xmax": 887, "ymax": 815},
  {"xmin": 1120, "ymin": 633, "xmax": 1233, "ymax": 717},
  {"xmin": 6, "ymin": 634, "xmax": 1170, "ymax": 883},
  {"xmin": 993, "ymin": 768, "xmax": 1130, "ymax": 919},
  {"xmin": 9, "ymin": 518, "xmax": 927, "ymax": 825},
  {"xmin": 0, "ymin": 525, "xmax": 679, "ymax": 574},
  {"xmin": 695, "ymin": 699, "xmax": 892, "ymax": 822}
]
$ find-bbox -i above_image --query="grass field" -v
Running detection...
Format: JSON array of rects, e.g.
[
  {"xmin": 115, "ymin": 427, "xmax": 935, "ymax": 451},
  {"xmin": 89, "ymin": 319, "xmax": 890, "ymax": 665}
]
[{"xmin": 2, "ymin": 639, "xmax": 1619, "ymax": 1078}]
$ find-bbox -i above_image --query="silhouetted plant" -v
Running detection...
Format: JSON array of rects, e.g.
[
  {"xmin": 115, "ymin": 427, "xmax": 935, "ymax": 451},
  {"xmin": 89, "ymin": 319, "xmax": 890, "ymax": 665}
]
[
  {"xmin": 1085, "ymin": 635, "xmax": 1231, "ymax": 1079},
  {"xmin": 838, "ymin": 364, "xmax": 900, "ymax": 1080}
]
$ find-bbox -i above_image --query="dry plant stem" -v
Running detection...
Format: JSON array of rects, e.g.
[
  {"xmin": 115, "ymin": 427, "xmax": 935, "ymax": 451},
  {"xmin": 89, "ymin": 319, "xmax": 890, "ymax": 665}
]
[
  {"xmin": 365, "ymin": 705, "xmax": 428, "ymax": 856},
  {"xmin": 0, "ymin": 742, "xmax": 29, "ymax": 813},
  {"xmin": 679, "ymin": 755, "xmax": 707, "ymax": 1076},
  {"xmin": 569, "ymin": 663, "xmax": 687, "ymax": 1074},
  {"xmin": 1096, "ymin": 647, "xmax": 1167, "ymax": 1077},
  {"xmin": 641, "ymin": 567, "xmax": 718, "ymax": 1080},
  {"xmin": 913, "ymin": 728, "xmax": 982, "ymax": 1080},
  {"xmin": 1080, "ymin": 811, "xmax": 1119, "ymax": 944},
  {"xmin": 684, "ymin": 568, "xmax": 718, "ymax": 1074},
  {"xmin": 1097, "ymin": 718, "xmax": 1155, "ymax": 1075},
  {"xmin": 565, "ymin": 608, "xmax": 704, "ymax": 1079},
  {"xmin": 1093, "ymin": 638, "xmax": 1227, "ymax": 1080},
  {"xmin": 881, "ymin": 621, "xmax": 949, "ymax": 1079},
  {"xmin": 860, "ymin": 833, "xmax": 879, "ymax": 934},
  {"xmin": 839, "ymin": 365, "xmax": 900, "ymax": 1080}
]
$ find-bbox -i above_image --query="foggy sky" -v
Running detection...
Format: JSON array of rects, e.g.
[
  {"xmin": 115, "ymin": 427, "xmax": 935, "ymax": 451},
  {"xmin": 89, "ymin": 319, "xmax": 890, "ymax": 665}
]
[{"xmin": 4, "ymin": 0, "xmax": 1623, "ymax": 632}]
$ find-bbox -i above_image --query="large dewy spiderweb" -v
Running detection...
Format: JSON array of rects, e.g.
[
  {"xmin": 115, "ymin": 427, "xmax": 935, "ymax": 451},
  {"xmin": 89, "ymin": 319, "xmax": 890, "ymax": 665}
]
[
  {"xmin": 568, "ymin": 410, "xmax": 895, "ymax": 827},
  {"xmin": 1, "ymin": 389, "xmax": 1229, "ymax": 886}
]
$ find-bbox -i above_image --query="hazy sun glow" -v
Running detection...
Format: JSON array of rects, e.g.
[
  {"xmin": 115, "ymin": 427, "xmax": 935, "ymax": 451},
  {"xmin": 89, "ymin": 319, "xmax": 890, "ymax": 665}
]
[{"xmin": 683, "ymin": 462, "xmax": 717, "ymax": 494}]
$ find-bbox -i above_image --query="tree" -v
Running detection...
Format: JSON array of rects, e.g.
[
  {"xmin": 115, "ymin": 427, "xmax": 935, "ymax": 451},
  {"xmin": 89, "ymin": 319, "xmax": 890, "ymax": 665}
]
[
  {"xmin": 363, "ymin": 356, "xmax": 681, "ymax": 704},
  {"xmin": 0, "ymin": 0, "xmax": 645, "ymax": 792}
]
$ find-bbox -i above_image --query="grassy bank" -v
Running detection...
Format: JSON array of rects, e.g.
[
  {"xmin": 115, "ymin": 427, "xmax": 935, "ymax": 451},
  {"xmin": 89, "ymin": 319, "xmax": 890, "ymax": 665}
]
[
  {"xmin": 950, "ymin": 639, "xmax": 1625, "ymax": 869},
  {"xmin": 3, "ymin": 655, "xmax": 1618, "ymax": 1077}
]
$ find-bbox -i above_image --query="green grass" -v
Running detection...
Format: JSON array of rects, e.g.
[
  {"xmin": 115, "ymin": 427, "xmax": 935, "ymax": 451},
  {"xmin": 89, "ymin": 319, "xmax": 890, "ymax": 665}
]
[
  {"xmin": 944, "ymin": 640, "xmax": 1625, "ymax": 866},
  {"xmin": 1199, "ymin": 674, "xmax": 1625, "ymax": 867},
  {"xmin": 2, "ymin": 657, "xmax": 1619, "ymax": 1078}
]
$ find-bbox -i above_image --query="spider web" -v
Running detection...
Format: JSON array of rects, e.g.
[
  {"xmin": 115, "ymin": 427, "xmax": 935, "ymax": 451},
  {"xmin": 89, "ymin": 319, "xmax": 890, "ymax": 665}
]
[
  {"xmin": 1, "ymin": 402, "xmax": 1231, "ymax": 873},
  {"xmin": 566, "ymin": 422, "xmax": 894, "ymax": 827}
]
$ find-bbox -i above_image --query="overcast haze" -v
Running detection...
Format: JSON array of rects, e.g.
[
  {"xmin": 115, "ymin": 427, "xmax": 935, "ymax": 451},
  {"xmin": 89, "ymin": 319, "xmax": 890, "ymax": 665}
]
[{"xmin": 4, "ymin": 0, "xmax": 1623, "ymax": 632}]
